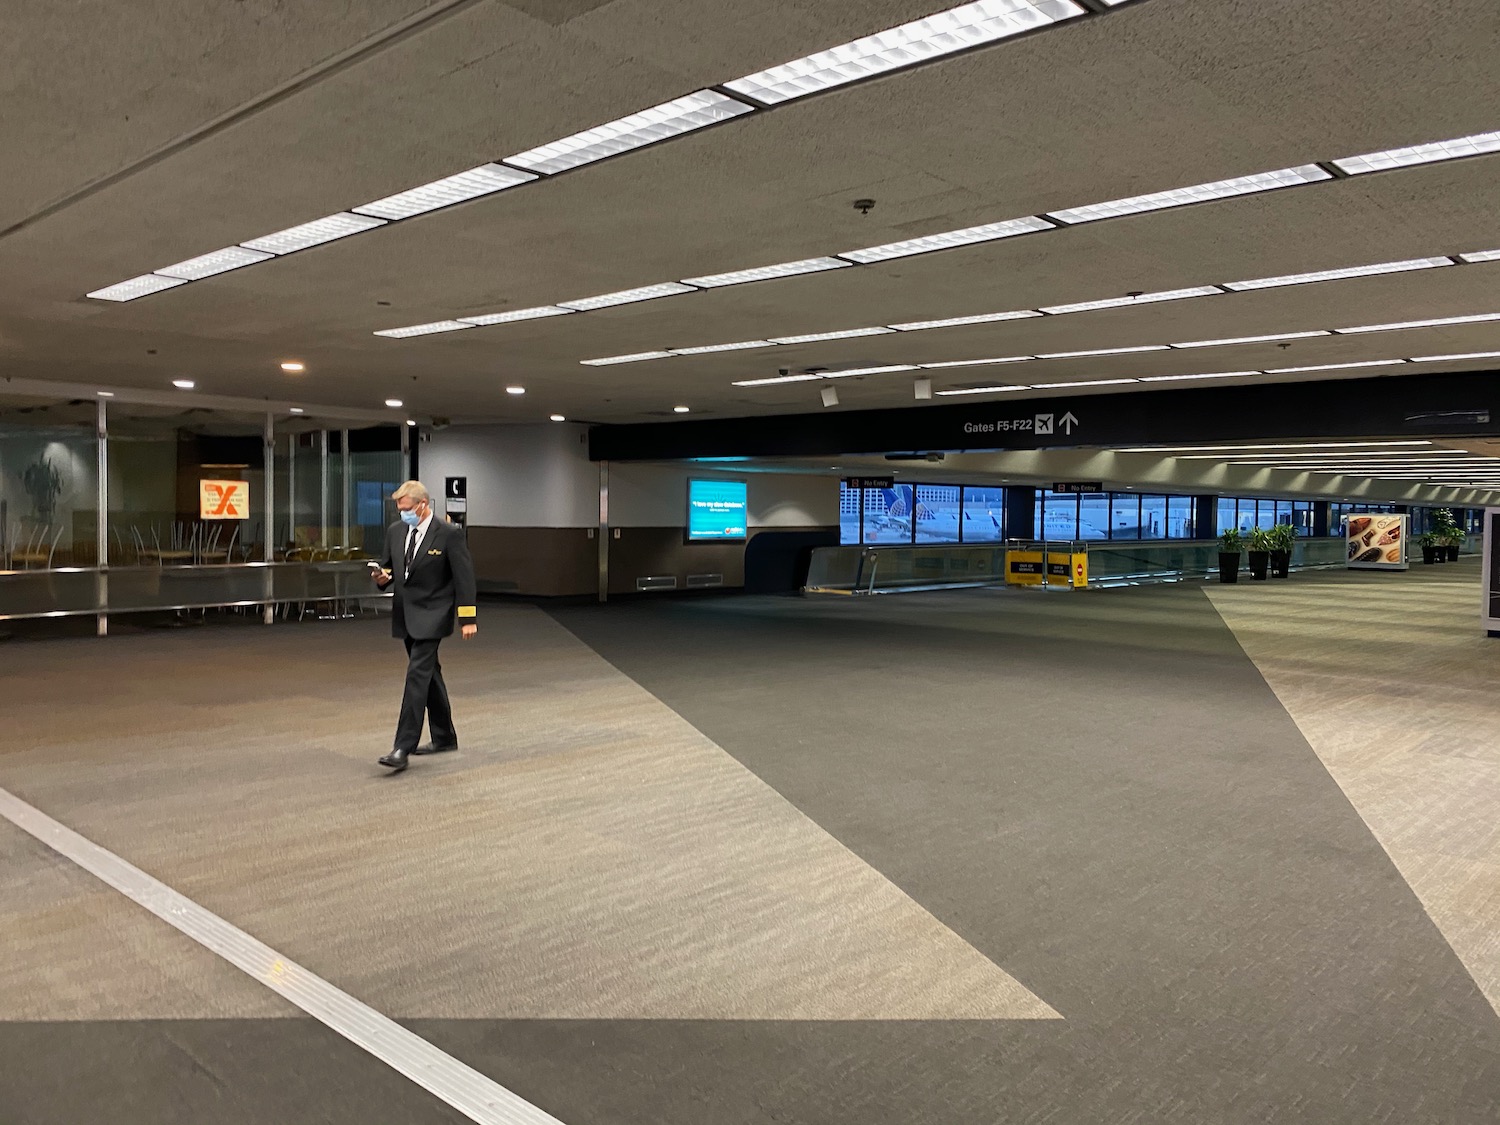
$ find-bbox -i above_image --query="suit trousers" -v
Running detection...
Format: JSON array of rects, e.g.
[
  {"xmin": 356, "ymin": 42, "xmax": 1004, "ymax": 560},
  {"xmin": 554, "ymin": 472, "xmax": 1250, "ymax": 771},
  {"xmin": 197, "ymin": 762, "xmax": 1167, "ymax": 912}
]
[{"xmin": 394, "ymin": 635, "xmax": 457, "ymax": 751}]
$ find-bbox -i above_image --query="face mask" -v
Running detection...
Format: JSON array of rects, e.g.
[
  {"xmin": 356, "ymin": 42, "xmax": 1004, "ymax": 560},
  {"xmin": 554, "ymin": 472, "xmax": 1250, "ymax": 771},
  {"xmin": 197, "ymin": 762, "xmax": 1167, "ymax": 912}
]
[{"xmin": 400, "ymin": 508, "xmax": 421, "ymax": 527}]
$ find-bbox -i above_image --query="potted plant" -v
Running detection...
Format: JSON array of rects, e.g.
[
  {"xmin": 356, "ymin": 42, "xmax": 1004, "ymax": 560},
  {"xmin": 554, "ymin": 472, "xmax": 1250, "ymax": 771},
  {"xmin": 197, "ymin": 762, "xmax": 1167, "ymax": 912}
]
[
  {"xmin": 1268, "ymin": 523, "xmax": 1296, "ymax": 578},
  {"xmin": 1432, "ymin": 508, "xmax": 1462, "ymax": 561},
  {"xmin": 1417, "ymin": 531, "xmax": 1439, "ymax": 565},
  {"xmin": 1247, "ymin": 527, "xmax": 1273, "ymax": 580},
  {"xmin": 1217, "ymin": 527, "xmax": 1243, "ymax": 584}
]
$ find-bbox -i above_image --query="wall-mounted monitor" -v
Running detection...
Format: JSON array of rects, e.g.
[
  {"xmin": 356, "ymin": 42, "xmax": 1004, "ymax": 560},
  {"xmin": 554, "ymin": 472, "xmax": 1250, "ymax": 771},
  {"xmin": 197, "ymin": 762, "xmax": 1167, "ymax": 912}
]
[{"xmin": 687, "ymin": 478, "xmax": 748, "ymax": 541}]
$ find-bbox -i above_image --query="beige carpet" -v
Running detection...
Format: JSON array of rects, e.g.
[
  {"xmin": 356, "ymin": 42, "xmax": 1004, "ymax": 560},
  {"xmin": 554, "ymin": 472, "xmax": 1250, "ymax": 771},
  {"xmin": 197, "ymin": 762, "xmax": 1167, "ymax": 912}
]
[
  {"xmin": 1207, "ymin": 562, "xmax": 1500, "ymax": 1016},
  {"xmin": 2, "ymin": 606, "xmax": 1058, "ymax": 1022}
]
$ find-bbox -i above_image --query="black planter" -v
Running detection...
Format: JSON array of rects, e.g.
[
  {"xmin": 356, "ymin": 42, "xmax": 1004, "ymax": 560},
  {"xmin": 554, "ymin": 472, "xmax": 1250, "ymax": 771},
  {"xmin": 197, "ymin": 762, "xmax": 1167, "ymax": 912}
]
[
  {"xmin": 1218, "ymin": 551, "xmax": 1241, "ymax": 584},
  {"xmin": 1270, "ymin": 549, "xmax": 1291, "ymax": 578},
  {"xmin": 1248, "ymin": 550, "xmax": 1270, "ymax": 580},
  {"xmin": 1422, "ymin": 546, "xmax": 1437, "ymax": 564},
  {"xmin": 1448, "ymin": 544, "xmax": 1461, "ymax": 561}
]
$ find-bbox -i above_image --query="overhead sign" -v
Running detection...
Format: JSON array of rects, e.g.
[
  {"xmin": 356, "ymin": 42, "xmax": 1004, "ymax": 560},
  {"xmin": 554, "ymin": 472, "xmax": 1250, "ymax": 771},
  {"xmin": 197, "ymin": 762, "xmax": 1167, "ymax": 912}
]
[
  {"xmin": 844, "ymin": 476, "xmax": 895, "ymax": 489},
  {"xmin": 963, "ymin": 410, "xmax": 1080, "ymax": 437},
  {"xmin": 445, "ymin": 477, "xmax": 467, "ymax": 500},
  {"xmin": 1052, "ymin": 481, "xmax": 1103, "ymax": 493},
  {"xmin": 199, "ymin": 480, "xmax": 250, "ymax": 520}
]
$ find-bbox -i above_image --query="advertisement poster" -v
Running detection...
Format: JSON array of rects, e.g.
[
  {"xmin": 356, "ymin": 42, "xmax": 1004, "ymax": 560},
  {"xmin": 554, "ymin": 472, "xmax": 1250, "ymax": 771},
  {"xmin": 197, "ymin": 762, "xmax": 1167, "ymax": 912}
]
[
  {"xmin": 687, "ymin": 479, "xmax": 747, "ymax": 541},
  {"xmin": 1346, "ymin": 513, "xmax": 1408, "ymax": 570}
]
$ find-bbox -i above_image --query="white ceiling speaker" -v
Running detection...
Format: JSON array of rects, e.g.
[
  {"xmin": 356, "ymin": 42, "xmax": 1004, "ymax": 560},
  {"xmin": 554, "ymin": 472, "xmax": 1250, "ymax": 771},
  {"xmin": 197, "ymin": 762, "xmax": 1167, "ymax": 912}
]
[
  {"xmin": 820, "ymin": 386, "xmax": 840, "ymax": 408},
  {"xmin": 914, "ymin": 376, "xmax": 933, "ymax": 400}
]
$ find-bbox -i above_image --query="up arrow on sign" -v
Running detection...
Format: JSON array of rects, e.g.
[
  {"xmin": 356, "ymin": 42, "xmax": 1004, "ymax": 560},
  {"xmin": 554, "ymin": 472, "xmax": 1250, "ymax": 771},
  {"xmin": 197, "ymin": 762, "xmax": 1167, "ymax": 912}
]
[{"xmin": 1059, "ymin": 411, "xmax": 1079, "ymax": 435}]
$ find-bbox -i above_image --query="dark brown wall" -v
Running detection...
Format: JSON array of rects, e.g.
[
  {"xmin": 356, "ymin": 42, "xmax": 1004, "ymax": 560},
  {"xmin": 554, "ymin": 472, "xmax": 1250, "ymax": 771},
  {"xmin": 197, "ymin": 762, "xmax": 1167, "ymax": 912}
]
[
  {"xmin": 607, "ymin": 527, "xmax": 744, "ymax": 594},
  {"xmin": 465, "ymin": 526, "xmax": 596, "ymax": 597}
]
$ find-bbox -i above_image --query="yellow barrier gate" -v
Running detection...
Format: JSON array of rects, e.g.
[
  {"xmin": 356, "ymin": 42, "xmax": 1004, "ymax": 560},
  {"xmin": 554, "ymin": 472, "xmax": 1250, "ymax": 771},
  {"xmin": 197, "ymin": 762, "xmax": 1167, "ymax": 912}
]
[{"xmin": 1005, "ymin": 544, "xmax": 1088, "ymax": 589}]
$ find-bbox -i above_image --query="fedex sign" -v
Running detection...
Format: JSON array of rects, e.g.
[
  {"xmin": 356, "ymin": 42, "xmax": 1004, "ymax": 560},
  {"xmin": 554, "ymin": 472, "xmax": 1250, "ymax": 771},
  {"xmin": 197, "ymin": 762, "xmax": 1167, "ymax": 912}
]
[{"xmin": 199, "ymin": 479, "xmax": 250, "ymax": 520}]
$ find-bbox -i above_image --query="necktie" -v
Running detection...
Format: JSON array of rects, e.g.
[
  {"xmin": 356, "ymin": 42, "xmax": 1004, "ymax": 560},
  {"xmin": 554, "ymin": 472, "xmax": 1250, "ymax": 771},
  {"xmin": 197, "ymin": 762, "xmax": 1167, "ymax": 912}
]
[{"xmin": 404, "ymin": 525, "xmax": 419, "ymax": 577}]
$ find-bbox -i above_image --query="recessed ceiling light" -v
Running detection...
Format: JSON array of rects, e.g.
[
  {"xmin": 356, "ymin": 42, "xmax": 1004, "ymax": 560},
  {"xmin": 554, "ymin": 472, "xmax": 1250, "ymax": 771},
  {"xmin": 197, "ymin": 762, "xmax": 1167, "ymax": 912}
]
[
  {"xmin": 1407, "ymin": 350, "xmax": 1500, "ymax": 363},
  {"xmin": 1036, "ymin": 345, "xmax": 1170, "ymax": 359},
  {"xmin": 1039, "ymin": 286, "xmax": 1221, "ymax": 315},
  {"xmin": 96, "ymin": 391, "xmax": 115, "ymax": 397},
  {"xmin": 1170, "ymin": 330, "xmax": 1332, "ymax": 349},
  {"xmin": 280, "ymin": 361, "xmax": 305, "ymax": 373},
  {"xmin": 724, "ymin": 0, "xmax": 1087, "ymax": 106},
  {"xmin": 172, "ymin": 379, "xmax": 195, "ymax": 389},
  {"xmin": 385, "ymin": 398, "xmax": 403, "ymax": 408},
  {"xmin": 825, "ymin": 364, "xmax": 918, "ymax": 378},
  {"xmin": 919, "ymin": 355, "xmax": 1033, "ymax": 368},
  {"xmin": 86, "ymin": 274, "xmax": 189, "ymax": 302},
  {"xmin": 1460, "ymin": 249, "xmax": 1500, "ymax": 264},
  {"xmin": 373, "ymin": 321, "xmax": 476, "ymax": 338},
  {"xmin": 458, "ymin": 306, "xmax": 573, "ymax": 326},
  {"xmin": 241, "ymin": 212, "xmax": 386, "ymax": 255},
  {"xmin": 506, "ymin": 385, "xmax": 526, "ymax": 395},
  {"xmin": 156, "ymin": 246, "xmax": 274, "ymax": 280},
  {"xmin": 673, "ymin": 405, "xmax": 690, "ymax": 413},
  {"xmin": 580, "ymin": 351, "xmax": 674, "ymax": 366},
  {"xmin": 934, "ymin": 385, "xmax": 1033, "ymax": 396},
  {"xmin": 550, "ymin": 414, "xmax": 566, "ymax": 422},
  {"xmin": 1031, "ymin": 378, "xmax": 1140, "ymax": 388},
  {"xmin": 406, "ymin": 419, "xmax": 418, "ymax": 427},
  {"xmin": 505, "ymin": 90, "xmax": 753, "ymax": 174},
  {"xmin": 841, "ymin": 215, "xmax": 1054, "ymax": 263},
  {"xmin": 768, "ymin": 327, "xmax": 893, "ymax": 345},
  {"xmin": 732, "ymin": 373, "xmax": 825, "ymax": 386},
  {"xmin": 1264, "ymin": 360, "xmax": 1406, "ymax": 374},
  {"xmin": 352, "ymin": 163, "xmax": 537, "ymax": 220},
  {"xmin": 1224, "ymin": 257, "xmax": 1452, "ymax": 291},
  {"xmin": 682, "ymin": 257, "xmax": 850, "ymax": 287},
  {"xmin": 889, "ymin": 310, "xmax": 1040, "ymax": 331},
  {"xmin": 1046, "ymin": 164, "xmax": 1329, "ymax": 224},
  {"xmin": 1334, "ymin": 312, "xmax": 1500, "ymax": 334},
  {"xmin": 559, "ymin": 282, "xmax": 698, "ymax": 311},
  {"xmin": 289, "ymin": 407, "xmax": 305, "ymax": 414},
  {"xmin": 1331, "ymin": 129, "xmax": 1500, "ymax": 175},
  {"xmin": 1138, "ymin": 370, "xmax": 1260, "ymax": 382},
  {"xmin": 669, "ymin": 340, "xmax": 775, "ymax": 355}
]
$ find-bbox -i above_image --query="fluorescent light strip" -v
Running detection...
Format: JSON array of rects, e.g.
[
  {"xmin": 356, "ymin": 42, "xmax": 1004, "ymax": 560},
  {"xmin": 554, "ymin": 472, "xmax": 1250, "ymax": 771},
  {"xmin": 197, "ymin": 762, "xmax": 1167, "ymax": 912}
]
[
  {"xmin": 732, "ymin": 373, "xmax": 825, "ymax": 386},
  {"xmin": 826, "ymin": 364, "xmax": 918, "ymax": 378},
  {"xmin": 1408, "ymin": 350, "xmax": 1500, "ymax": 363},
  {"xmin": 919, "ymin": 355, "xmax": 1032, "ymax": 368},
  {"xmin": 1214, "ymin": 449, "xmax": 1467, "ymax": 460},
  {"xmin": 1036, "ymin": 345, "xmax": 1169, "ymax": 359},
  {"xmin": 353, "ymin": 164, "xmax": 537, "ymax": 220},
  {"xmin": 1031, "ymin": 378, "xmax": 1139, "ymax": 388},
  {"xmin": 725, "ymin": 0, "xmax": 1086, "ymax": 106},
  {"xmin": 1332, "ymin": 129, "xmax": 1500, "ymax": 175},
  {"xmin": 1336, "ymin": 312, "xmax": 1500, "ymax": 334},
  {"xmin": 841, "ymin": 216, "xmax": 1054, "ymax": 263},
  {"xmin": 1040, "ymin": 286, "xmax": 1220, "ymax": 315},
  {"xmin": 1462, "ymin": 250, "xmax": 1500, "ymax": 264},
  {"xmin": 890, "ymin": 310, "xmax": 1039, "ymax": 331},
  {"xmin": 682, "ymin": 258, "xmax": 850, "ymax": 287},
  {"xmin": 559, "ymin": 282, "xmax": 698, "ymax": 311},
  {"xmin": 670, "ymin": 340, "xmax": 776, "ymax": 355},
  {"xmin": 86, "ymin": 274, "xmax": 189, "ymax": 302},
  {"xmin": 156, "ymin": 246, "xmax": 274, "ymax": 280},
  {"xmin": 241, "ymin": 212, "xmax": 387, "ymax": 255},
  {"xmin": 935, "ymin": 384, "xmax": 1033, "ymax": 395},
  {"xmin": 580, "ymin": 351, "xmax": 674, "ymax": 366},
  {"xmin": 768, "ymin": 327, "xmax": 894, "ymax": 344},
  {"xmin": 1047, "ymin": 165, "xmax": 1330, "ymax": 224},
  {"xmin": 506, "ymin": 90, "xmax": 753, "ymax": 175},
  {"xmin": 1224, "ymin": 257, "xmax": 1452, "ymax": 291},
  {"xmin": 372, "ymin": 321, "xmax": 476, "ymax": 338},
  {"xmin": 1171, "ymin": 331, "xmax": 1331, "ymax": 349},
  {"xmin": 1138, "ymin": 370, "xmax": 1260, "ymax": 382},
  {"xmin": 1264, "ymin": 360, "xmax": 1406, "ymax": 374},
  {"xmin": 458, "ymin": 306, "xmax": 572, "ymax": 326},
  {"xmin": 1113, "ymin": 441, "xmax": 1433, "ymax": 453}
]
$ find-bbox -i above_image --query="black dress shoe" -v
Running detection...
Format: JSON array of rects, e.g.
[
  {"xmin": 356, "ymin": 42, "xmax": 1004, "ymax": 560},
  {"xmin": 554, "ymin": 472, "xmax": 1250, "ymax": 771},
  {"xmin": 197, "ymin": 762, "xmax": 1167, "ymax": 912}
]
[
  {"xmin": 411, "ymin": 742, "xmax": 458, "ymax": 756},
  {"xmin": 378, "ymin": 747, "xmax": 411, "ymax": 772}
]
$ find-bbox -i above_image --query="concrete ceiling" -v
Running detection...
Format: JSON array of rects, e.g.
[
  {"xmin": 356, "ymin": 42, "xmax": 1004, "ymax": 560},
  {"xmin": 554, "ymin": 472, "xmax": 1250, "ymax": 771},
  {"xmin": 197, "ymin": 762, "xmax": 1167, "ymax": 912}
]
[{"xmin": 4, "ymin": 0, "xmax": 1500, "ymax": 432}]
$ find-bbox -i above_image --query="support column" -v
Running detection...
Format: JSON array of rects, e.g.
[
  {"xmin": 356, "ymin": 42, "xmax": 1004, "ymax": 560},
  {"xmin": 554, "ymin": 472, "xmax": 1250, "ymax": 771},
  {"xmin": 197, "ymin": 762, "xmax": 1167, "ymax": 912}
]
[
  {"xmin": 400, "ymin": 421, "xmax": 412, "ymax": 481},
  {"xmin": 263, "ymin": 413, "xmax": 275, "ymax": 625},
  {"xmin": 598, "ymin": 460, "xmax": 609, "ymax": 603},
  {"xmin": 319, "ymin": 428, "xmax": 330, "ymax": 549},
  {"xmin": 341, "ymin": 428, "xmax": 351, "ymax": 551},
  {"xmin": 95, "ymin": 397, "xmax": 108, "ymax": 637}
]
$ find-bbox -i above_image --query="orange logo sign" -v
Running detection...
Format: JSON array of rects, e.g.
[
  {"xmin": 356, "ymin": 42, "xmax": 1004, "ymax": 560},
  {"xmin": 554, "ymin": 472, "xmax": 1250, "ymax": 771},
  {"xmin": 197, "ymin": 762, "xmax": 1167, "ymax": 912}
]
[{"xmin": 200, "ymin": 479, "xmax": 250, "ymax": 520}]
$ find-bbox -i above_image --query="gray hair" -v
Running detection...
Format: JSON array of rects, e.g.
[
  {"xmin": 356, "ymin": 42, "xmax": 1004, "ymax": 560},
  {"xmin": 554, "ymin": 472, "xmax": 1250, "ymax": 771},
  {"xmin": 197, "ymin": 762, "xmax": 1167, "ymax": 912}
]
[{"xmin": 391, "ymin": 480, "xmax": 430, "ymax": 503}]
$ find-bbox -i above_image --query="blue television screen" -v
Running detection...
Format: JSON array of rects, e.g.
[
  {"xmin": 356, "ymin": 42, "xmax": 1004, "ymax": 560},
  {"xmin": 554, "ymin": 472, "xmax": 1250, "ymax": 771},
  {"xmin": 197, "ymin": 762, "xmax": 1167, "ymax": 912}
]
[{"xmin": 687, "ymin": 479, "xmax": 748, "ymax": 541}]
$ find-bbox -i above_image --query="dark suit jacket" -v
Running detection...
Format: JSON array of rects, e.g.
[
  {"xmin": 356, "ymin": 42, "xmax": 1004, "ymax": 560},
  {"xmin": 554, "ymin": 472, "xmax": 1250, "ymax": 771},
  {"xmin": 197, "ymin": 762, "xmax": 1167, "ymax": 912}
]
[{"xmin": 380, "ymin": 518, "xmax": 478, "ymax": 640}]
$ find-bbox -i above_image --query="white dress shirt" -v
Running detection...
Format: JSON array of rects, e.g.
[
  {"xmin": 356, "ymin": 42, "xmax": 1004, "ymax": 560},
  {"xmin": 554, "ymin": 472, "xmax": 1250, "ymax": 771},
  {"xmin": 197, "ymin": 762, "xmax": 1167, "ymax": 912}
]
[{"xmin": 404, "ymin": 510, "xmax": 434, "ymax": 578}]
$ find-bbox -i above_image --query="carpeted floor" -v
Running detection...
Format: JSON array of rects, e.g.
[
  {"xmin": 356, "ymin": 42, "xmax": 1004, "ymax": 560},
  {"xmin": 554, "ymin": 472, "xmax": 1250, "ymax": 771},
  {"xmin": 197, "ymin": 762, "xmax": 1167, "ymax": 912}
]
[{"xmin": 4, "ymin": 570, "xmax": 1500, "ymax": 1123}]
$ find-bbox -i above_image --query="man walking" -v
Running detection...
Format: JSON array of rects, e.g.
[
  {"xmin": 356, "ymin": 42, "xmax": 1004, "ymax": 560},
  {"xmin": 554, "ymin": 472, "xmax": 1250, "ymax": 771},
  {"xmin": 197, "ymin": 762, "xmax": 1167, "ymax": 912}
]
[{"xmin": 371, "ymin": 480, "xmax": 477, "ymax": 773}]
